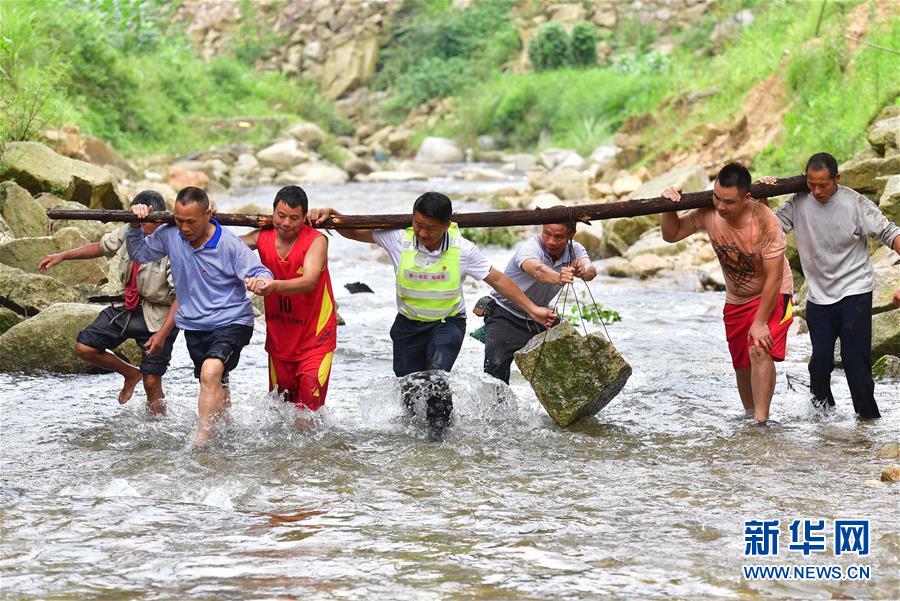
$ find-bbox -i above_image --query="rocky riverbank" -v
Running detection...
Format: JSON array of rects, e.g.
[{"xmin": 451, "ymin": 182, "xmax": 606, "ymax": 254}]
[{"xmin": 1, "ymin": 105, "xmax": 898, "ymax": 374}]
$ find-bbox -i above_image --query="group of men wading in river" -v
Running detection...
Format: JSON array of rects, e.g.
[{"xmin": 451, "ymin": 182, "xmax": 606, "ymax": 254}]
[{"xmin": 39, "ymin": 152, "xmax": 900, "ymax": 445}]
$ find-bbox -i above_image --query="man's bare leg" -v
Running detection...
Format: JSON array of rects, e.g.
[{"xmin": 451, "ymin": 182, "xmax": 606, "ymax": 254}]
[
  {"xmin": 194, "ymin": 358, "xmax": 226, "ymax": 447},
  {"xmin": 75, "ymin": 342, "xmax": 142, "ymax": 404},
  {"xmin": 142, "ymin": 374, "xmax": 166, "ymax": 415},
  {"xmin": 749, "ymin": 346, "xmax": 776, "ymax": 422},
  {"xmin": 734, "ymin": 367, "xmax": 754, "ymax": 416}
]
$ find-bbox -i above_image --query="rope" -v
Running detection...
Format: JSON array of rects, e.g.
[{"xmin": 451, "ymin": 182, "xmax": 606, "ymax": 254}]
[{"xmin": 531, "ymin": 210, "xmax": 619, "ymax": 382}]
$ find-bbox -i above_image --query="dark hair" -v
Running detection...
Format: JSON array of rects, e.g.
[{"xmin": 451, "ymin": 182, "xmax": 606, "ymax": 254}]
[
  {"xmin": 805, "ymin": 152, "xmax": 839, "ymax": 178},
  {"xmin": 175, "ymin": 186, "xmax": 209, "ymax": 211},
  {"xmin": 413, "ymin": 191, "xmax": 453, "ymax": 223},
  {"xmin": 715, "ymin": 162, "xmax": 752, "ymax": 196},
  {"xmin": 273, "ymin": 185, "xmax": 308, "ymax": 212},
  {"xmin": 131, "ymin": 190, "xmax": 166, "ymax": 213},
  {"xmin": 544, "ymin": 211, "xmax": 576, "ymax": 234}
]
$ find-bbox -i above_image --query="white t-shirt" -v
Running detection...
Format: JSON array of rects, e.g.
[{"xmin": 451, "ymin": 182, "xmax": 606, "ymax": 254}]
[{"xmin": 372, "ymin": 228, "xmax": 493, "ymax": 315}]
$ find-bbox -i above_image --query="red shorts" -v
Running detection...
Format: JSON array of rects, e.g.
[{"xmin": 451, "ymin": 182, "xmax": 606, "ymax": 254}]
[
  {"xmin": 268, "ymin": 351, "xmax": 333, "ymax": 411},
  {"xmin": 723, "ymin": 294, "xmax": 793, "ymax": 370}
]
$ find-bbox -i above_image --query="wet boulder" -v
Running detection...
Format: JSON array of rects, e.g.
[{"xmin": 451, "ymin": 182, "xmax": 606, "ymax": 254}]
[
  {"xmin": 1, "ymin": 141, "xmax": 124, "ymax": 209},
  {"xmin": 0, "ymin": 302, "xmax": 141, "ymax": 374},
  {"xmin": 0, "ymin": 227, "xmax": 107, "ymax": 286},
  {"xmin": 515, "ymin": 321, "xmax": 631, "ymax": 427},
  {"xmin": 0, "ymin": 181, "xmax": 48, "ymax": 239},
  {"xmin": 875, "ymin": 442, "xmax": 900, "ymax": 459},
  {"xmin": 881, "ymin": 465, "xmax": 900, "ymax": 482},
  {"xmin": 0, "ymin": 264, "xmax": 81, "ymax": 314}
]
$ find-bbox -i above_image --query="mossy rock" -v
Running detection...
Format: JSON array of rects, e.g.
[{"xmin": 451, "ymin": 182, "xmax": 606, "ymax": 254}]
[
  {"xmin": 0, "ymin": 227, "xmax": 107, "ymax": 286},
  {"xmin": 0, "ymin": 302, "xmax": 141, "ymax": 374},
  {"xmin": 515, "ymin": 321, "xmax": 631, "ymax": 427},
  {"xmin": 872, "ymin": 309, "xmax": 900, "ymax": 360},
  {"xmin": 872, "ymin": 355, "xmax": 900, "ymax": 380},
  {"xmin": 1, "ymin": 141, "xmax": 124, "ymax": 209},
  {"xmin": 602, "ymin": 215, "xmax": 658, "ymax": 256},
  {"xmin": 0, "ymin": 263, "xmax": 81, "ymax": 314}
]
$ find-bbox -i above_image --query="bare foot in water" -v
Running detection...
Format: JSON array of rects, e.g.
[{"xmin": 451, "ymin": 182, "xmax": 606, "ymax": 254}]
[
  {"xmin": 119, "ymin": 369, "xmax": 143, "ymax": 404},
  {"xmin": 147, "ymin": 398, "xmax": 167, "ymax": 416},
  {"xmin": 193, "ymin": 422, "xmax": 214, "ymax": 448}
]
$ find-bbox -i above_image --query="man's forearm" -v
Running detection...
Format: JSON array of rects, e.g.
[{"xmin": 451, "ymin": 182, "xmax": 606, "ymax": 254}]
[
  {"xmin": 60, "ymin": 242, "xmax": 104, "ymax": 261},
  {"xmin": 158, "ymin": 300, "xmax": 179, "ymax": 336},
  {"xmin": 274, "ymin": 275, "xmax": 319, "ymax": 295},
  {"xmin": 754, "ymin": 270, "xmax": 782, "ymax": 325},
  {"xmin": 490, "ymin": 273, "xmax": 538, "ymax": 316},
  {"xmin": 660, "ymin": 213, "xmax": 680, "ymax": 242}
]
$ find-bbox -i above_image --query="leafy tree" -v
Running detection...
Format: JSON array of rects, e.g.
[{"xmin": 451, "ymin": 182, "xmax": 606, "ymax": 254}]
[
  {"xmin": 528, "ymin": 22, "xmax": 570, "ymax": 71},
  {"xmin": 570, "ymin": 21, "xmax": 599, "ymax": 68}
]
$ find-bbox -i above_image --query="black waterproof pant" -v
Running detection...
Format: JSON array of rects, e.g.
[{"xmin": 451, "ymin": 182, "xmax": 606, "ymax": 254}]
[
  {"xmin": 483, "ymin": 301, "xmax": 547, "ymax": 384},
  {"xmin": 390, "ymin": 313, "xmax": 466, "ymax": 434},
  {"xmin": 806, "ymin": 292, "xmax": 880, "ymax": 419}
]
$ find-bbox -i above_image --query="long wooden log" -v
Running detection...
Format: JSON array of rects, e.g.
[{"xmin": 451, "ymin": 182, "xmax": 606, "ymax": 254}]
[{"xmin": 47, "ymin": 174, "xmax": 808, "ymax": 229}]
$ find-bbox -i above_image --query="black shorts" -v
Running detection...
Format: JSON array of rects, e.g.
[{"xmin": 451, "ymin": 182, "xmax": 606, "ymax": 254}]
[
  {"xmin": 76, "ymin": 305, "xmax": 179, "ymax": 376},
  {"xmin": 184, "ymin": 324, "xmax": 254, "ymax": 384}
]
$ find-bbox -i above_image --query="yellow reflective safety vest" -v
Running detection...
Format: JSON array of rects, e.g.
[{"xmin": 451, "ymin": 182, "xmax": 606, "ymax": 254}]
[{"xmin": 396, "ymin": 223, "xmax": 463, "ymax": 321}]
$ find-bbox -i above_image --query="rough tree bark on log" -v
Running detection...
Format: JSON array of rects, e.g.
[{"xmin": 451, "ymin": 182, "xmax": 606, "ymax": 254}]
[{"xmin": 46, "ymin": 175, "xmax": 808, "ymax": 229}]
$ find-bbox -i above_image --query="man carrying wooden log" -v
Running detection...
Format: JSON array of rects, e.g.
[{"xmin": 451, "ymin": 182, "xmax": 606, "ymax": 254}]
[
  {"xmin": 758, "ymin": 153, "xmax": 900, "ymax": 419},
  {"xmin": 482, "ymin": 222, "xmax": 597, "ymax": 384},
  {"xmin": 127, "ymin": 186, "xmax": 274, "ymax": 447},
  {"xmin": 662, "ymin": 163, "xmax": 793, "ymax": 426},
  {"xmin": 307, "ymin": 192, "xmax": 556, "ymax": 439},
  {"xmin": 239, "ymin": 186, "xmax": 337, "ymax": 419},
  {"xmin": 39, "ymin": 190, "xmax": 179, "ymax": 415}
]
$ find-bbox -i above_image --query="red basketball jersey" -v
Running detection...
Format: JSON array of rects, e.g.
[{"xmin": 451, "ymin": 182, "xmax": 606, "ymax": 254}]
[{"xmin": 257, "ymin": 226, "xmax": 337, "ymax": 360}]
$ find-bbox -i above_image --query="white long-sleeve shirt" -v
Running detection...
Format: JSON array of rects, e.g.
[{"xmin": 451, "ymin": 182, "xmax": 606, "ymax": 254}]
[{"xmin": 774, "ymin": 185, "xmax": 900, "ymax": 305}]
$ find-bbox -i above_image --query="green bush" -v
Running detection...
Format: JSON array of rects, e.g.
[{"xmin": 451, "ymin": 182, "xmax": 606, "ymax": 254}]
[
  {"xmin": 528, "ymin": 22, "xmax": 570, "ymax": 71},
  {"xmin": 461, "ymin": 226, "xmax": 523, "ymax": 248},
  {"xmin": 570, "ymin": 22, "xmax": 599, "ymax": 68},
  {"xmin": 374, "ymin": 0, "xmax": 519, "ymax": 115}
]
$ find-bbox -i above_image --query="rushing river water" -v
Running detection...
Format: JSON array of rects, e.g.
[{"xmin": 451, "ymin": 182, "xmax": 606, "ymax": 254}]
[{"xmin": 1, "ymin": 173, "xmax": 898, "ymax": 599}]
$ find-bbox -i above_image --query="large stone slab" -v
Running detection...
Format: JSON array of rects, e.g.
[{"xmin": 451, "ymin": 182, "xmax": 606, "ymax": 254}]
[
  {"xmin": 515, "ymin": 321, "xmax": 631, "ymax": 426},
  {"xmin": 0, "ymin": 227, "xmax": 107, "ymax": 286},
  {"xmin": 0, "ymin": 302, "xmax": 141, "ymax": 374},
  {"xmin": 0, "ymin": 181, "xmax": 48, "ymax": 238},
  {"xmin": 1, "ymin": 141, "xmax": 124, "ymax": 209}
]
